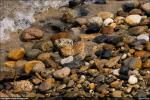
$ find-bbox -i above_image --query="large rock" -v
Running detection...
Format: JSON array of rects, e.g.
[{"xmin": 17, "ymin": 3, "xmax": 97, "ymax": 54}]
[
  {"xmin": 8, "ymin": 48, "xmax": 25, "ymax": 60},
  {"xmin": 125, "ymin": 15, "xmax": 142, "ymax": 26},
  {"xmin": 141, "ymin": 3, "xmax": 150, "ymax": 15}
]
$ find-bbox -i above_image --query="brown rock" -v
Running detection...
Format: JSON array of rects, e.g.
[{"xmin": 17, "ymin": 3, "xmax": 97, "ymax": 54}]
[
  {"xmin": 129, "ymin": 9, "xmax": 143, "ymax": 15},
  {"xmin": 79, "ymin": 34, "xmax": 99, "ymax": 41},
  {"xmin": 75, "ymin": 18, "xmax": 87, "ymax": 25},
  {"xmin": 53, "ymin": 67, "xmax": 70, "ymax": 79},
  {"xmin": 60, "ymin": 45, "xmax": 74, "ymax": 57},
  {"xmin": 4, "ymin": 61, "xmax": 16, "ymax": 68},
  {"xmin": 32, "ymin": 78, "xmax": 42, "ymax": 85},
  {"xmin": 143, "ymin": 59, "xmax": 150, "ymax": 68},
  {"xmin": 110, "ymin": 80, "xmax": 122, "ymax": 88},
  {"xmin": 133, "ymin": 57, "xmax": 142, "ymax": 69},
  {"xmin": 101, "ymin": 26, "xmax": 114, "ymax": 34},
  {"xmin": 97, "ymin": 12, "xmax": 114, "ymax": 20},
  {"xmin": 8, "ymin": 48, "xmax": 25, "ymax": 60},
  {"xmin": 112, "ymin": 91, "xmax": 122, "ymax": 97},
  {"xmin": 94, "ymin": 59, "xmax": 108, "ymax": 72},
  {"xmin": 146, "ymin": 42, "xmax": 150, "ymax": 51},
  {"xmin": 16, "ymin": 60, "xmax": 27, "ymax": 68},
  {"xmin": 14, "ymin": 80, "xmax": 33, "ymax": 93},
  {"xmin": 134, "ymin": 51, "xmax": 149, "ymax": 57},
  {"xmin": 21, "ymin": 27, "xmax": 44, "ymax": 41},
  {"xmin": 105, "ymin": 56, "xmax": 120, "ymax": 68},
  {"xmin": 50, "ymin": 32, "xmax": 71, "ymax": 43}
]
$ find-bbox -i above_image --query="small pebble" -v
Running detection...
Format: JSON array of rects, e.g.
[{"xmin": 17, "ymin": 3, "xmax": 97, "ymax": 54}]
[{"xmin": 128, "ymin": 75, "xmax": 138, "ymax": 85}]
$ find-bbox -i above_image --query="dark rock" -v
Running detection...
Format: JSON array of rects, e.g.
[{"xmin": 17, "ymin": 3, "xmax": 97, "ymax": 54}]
[
  {"xmin": 95, "ymin": 49, "xmax": 112, "ymax": 59},
  {"xmin": 106, "ymin": 36, "xmax": 123, "ymax": 45},
  {"xmin": 93, "ymin": 35, "xmax": 108, "ymax": 43},
  {"xmin": 69, "ymin": 0, "xmax": 80, "ymax": 8},
  {"xmin": 118, "ymin": 74, "xmax": 129, "ymax": 80},
  {"xmin": 119, "ymin": 65, "xmax": 129, "ymax": 75},
  {"xmin": 122, "ymin": 2, "xmax": 135, "ymax": 12},
  {"xmin": 105, "ymin": 75, "xmax": 116, "ymax": 83},
  {"xmin": 79, "ymin": 7, "xmax": 89, "ymax": 16},
  {"xmin": 86, "ymin": 24, "xmax": 100, "ymax": 34},
  {"xmin": 92, "ymin": 75, "xmax": 105, "ymax": 84},
  {"xmin": 25, "ymin": 49, "xmax": 41, "ymax": 59},
  {"xmin": 94, "ymin": 0, "xmax": 107, "ymax": 4}
]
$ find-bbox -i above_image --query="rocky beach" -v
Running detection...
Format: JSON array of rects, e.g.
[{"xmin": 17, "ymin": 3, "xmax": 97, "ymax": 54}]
[{"xmin": 0, "ymin": 0, "xmax": 150, "ymax": 99}]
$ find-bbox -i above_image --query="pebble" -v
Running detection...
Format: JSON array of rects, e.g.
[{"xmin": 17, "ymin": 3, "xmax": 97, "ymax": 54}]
[
  {"xmin": 32, "ymin": 61, "xmax": 45, "ymax": 73},
  {"xmin": 86, "ymin": 24, "xmax": 100, "ymax": 34},
  {"xmin": 8, "ymin": 48, "xmax": 25, "ymax": 60},
  {"xmin": 67, "ymin": 80, "xmax": 74, "ymax": 87},
  {"xmin": 125, "ymin": 15, "xmax": 142, "ymax": 26},
  {"xmin": 14, "ymin": 80, "xmax": 33, "ymax": 93},
  {"xmin": 95, "ymin": 49, "xmax": 112, "ymax": 59},
  {"xmin": 53, "ymin": 67, "xmax": 70, "ymax": 79},
  {"xmin": 55, "ymin": 38, "xmax": 73, "ymax": 48},
  {"xmin": 112, "ymin": 90, "xmax": 122, "ymax": 97},
  {"xmin": 75, "ymin": 18, "xmax": 87, "ymax": 25},
  {"xmin": 88, "ymin": 17, "xmax": 103, "ymax": 26},
  {"xmin": 101, "ymin": 26, "xmax": 114, "ymax": 34},
  {"xmin": 60, "ymin": 45, "xmax": 74, "ymax": 57},
  {"xmin": 137, "ymin": 34, "xmax": 149, "ymax": 42},
  {"xmin": 97, "ymin": 12, "xmax": 114, "ymax": 20},
  {"xmin": 105, "ymin": 56, "xmax": 120, "ymax": 68},
  {"xmin": 114, "ymin": 16, "xmax": 125, "ymax": 25},
  {"xmin": 88, "ymin": 83, "xmax": 96, "ymax": 90},
  {"xmin": 93, "ymin": 35, "xmax": 108, "ymax": 43},
  {"xmin": 37, "ymin": 53, "xmax": 51, "ymax": 61},
  {"xmin": 61, "ymin": 56, "xmax": 74, "ymax": 65},
  {"xmin": 119, "ymin": 65, "xmax": 129, "ymax": 75},
  {"xmin": 121, "ymin": 54, "xmax": 127, "ymax": 59},
  {"xmin": 146, "ymin": 42, "xmax": 150, "ymax": 51},
  {"xmin": 78, "ymin": 75, "xmax": 86, "ymax": 84},
  {"xmin": 21, "ymin": 27, "xmax": 44, "ymax": 41},
  {"xmin": 103, "ymin": 18, "xmax": 114, "ymax": 26},
  {"xmin": 40, "ymin": 41, "xmax": 53, "ymax": 52},
  {"xmin": 128, "ymin": 26, "xmax": 147, "ymax": 36},
  {"xmin": 141, "ymin": 3, "xmax": 150, "ymax": 15},
  {"xmin": 122, "ymin": 2, "xmax": 136, "ymax": 12},
  {"xmin": 143, "ymin": 59, "xmax": 150, "ymax": 68},
  {"xmin": 110, "ymin": 80, "xmax": 122, "ymax": 88},
  {"xmin": 112, "ymin": 69, "xmax": 120, "ymax": 76},
  {"xmin": 4, "ymin": 61, "xmax": 16, "ymax": 68},
  {"xmin": 25, "ymin": 49, "xmax": 41, "ymax": 59},
  {"xmin": 94, "ymin": 0, "xmax": 107, "ymax": 4},
  {"xmin": 128, "ymin": 75, "xmax": 138, "ymax": 85}
]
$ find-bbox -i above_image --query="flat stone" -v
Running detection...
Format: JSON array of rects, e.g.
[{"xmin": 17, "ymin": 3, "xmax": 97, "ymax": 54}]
[
  {"xmin": 110, "ymin": 80, "xmax": 122, "ymax": 88},
  {"xmin": 105, "ymin": 56, "xmax": 120, "ymax": 68},
  {"xmin": 112, "ymin": 91, "xmax": 122, "ymax": 97},
  {"xmin": 53, "ymin": 67, "xmax": 70, "ymax": 79},
  {"xmin": 61, "ymin": 56, "xmax": 74, "ymax": 65}
]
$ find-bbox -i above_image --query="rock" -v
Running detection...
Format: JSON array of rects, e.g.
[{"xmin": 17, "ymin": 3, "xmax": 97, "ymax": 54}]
[
  {"xmin": 141, "ymin": 3, "xmax": 150, "ymax": 15},
  {"xmin": 101, "ymin": 26, "xmax": 114, "ymax": 34},
  {"xmin": 128, "ymin": 75, "xmax": 138, "ymax": 85},
  {"xmin": 129, "ymin": 9, "xmax": 143, "ymax": 15},
  {"xmin": 16, "ymin": 60, "xmax": 27, "ymax": 68},
  {"xmin": 21, "ymin": 27, "xmax": 44, "ymax": 41},
  {"xmin": 121, "ymin": 54, "xmax": 127, "ymax": 59},
  {"xmin": 4, "ymin": 61, "xmax": 16, "ymax": 68},
  {"xmin": 60, "ymin": 45, "xmax": 74, "ymax": 57},
  {"xmin": 94, "ymin": 0, "xmax": 107, "ymax": 4},
  {"xmin": 24, "ymin": 60, "xmax": 45, "ymax": 74},
  {"xmin": 75, "ymin": 18, "xmax": 87, "ymax": 25},
  {"xmin": 93, "ymin": 75, "xmax": 105, "ymax": 84},
  {"xmin": 103, "ymin": 18, "xmax": 114, "ymax": 26},
  {"xmin": 61, "ymin": 56, "xmax": 74, "ymax": 65},
  {"xmin": 93, "ymin": 35, "xmax": 108, "ymax": 43},
  {"xmin": 25, "ymin": 49, "xmax": 41, "ymax": 59},
  {"xmin": 146, "ymin": 42, "xmax": 150, "ymax": 51},
  {"xmin": 88, "ymin": 83, "xmax": 96, "ymax": 90},
  {"xmin": 125, "ymin": 15, "xmax": 142, "ymax": 26},
  {"xmin": 55, "ymin": 38, "xmax": 73, "ymax": 48},
  {"xmin": 8, "ymin": 48, "xmax": 25, "ymax": 60},
  {"xmin": 119, "ymin": 65, "xmax": 129, "ymax": 75},
  {"xmin": 78, "ymin": 7, "xmax": 89, "ymax": 16},
  {"xmin": 122, "ymin": 2, "xmax": 138, "ymax": 12},
  {"xmin": 119, "ymin": 74, "xmax": 129, "ymax": 80},
  {"xmin": 110, "ymin": 80, "xmax": 122, "ymax": 88},
  {"xmin": 88, "ymin": 17, "xmax": 103, "ymax": 26},
  {"xmin": 95, "ymin": 49, "xmax": 112, "ymax": 59},
  {"xmin": 57, "ymin": 84, "xmax": 66, "ymax": 90},
  {"xmin": 68, "ymin": 0, "xmax": 80, "ymax": 8},
  {"xmin": 86, "ymin": 24, "xmax": 100, "ymax": 34},
  {"xmin": 143, "ymin": 59, "xmax": 150, "ymax": 68},
  {"xmin": 78, "ymin": 75, "xmax": 86, "ymax": 84},
  {"xmin": 117, "ymin": 10, "xmax": 129, "ymax": 17},
  {"xmin": 79, "ymin": 34, "xmax": 98, "ymax": 41},
  {"xmin": 112, "ymin": 91, "xmax": 122, "ymax": 97},
  {"xmin": 106, "ymin": 35, "xmax": 123, "ymax": 45},
  {"xmin": 114, "ymin": 16, "xmax": 125, "ymax": 25},
  {"xmin": 67, "ymin": 80, "xmax": 74, "ymax": 87},
  {"xmin": 50, "ymin": 32, "xmax": 72, "ymax": 43},
  {"xmin": 137, "ymin": 34, "xmax": 149, "ymax": 42},
  {"xmin": 40, "ymin": 41, "xmax": 53, "ymax": 52},
  {"xmin": 112, "ymin": 69, "xmax": 120, "ymax": 76},
  {"xmin": 32, "ymin": 61, "xmax": 45, "ymax": 73},
  {"xmin": 95, "ymin": 59, "xmax": 108, "ymax": 72},
  {"xmin": 39, "ymin": 78, "xmax": 55, "ymax": 92},
  {"xmin": 134, "ymin": 51, "xmax": 148, "ymax": 57},
  {"xmin": 14, "ymin": 80, "xmax": 33, "ymax": 93},
  {"xmin": 32, "ymin": 78, "xmax": 42, "ymax": 85},
  {"xmin": 53, "ymin": 67, "xmax": 70, "ymax": 79},
  {"xmin": 105, "ymin": 56, "xmax": 120, "ymax": 68},
  {"xmin": 128, "ymin": 26, "xmax": 147, "ymax": 36},
  {"xmin": 97, "ymin": 12, "xmax": 114, "ymax": 20},
  {"xmin": 134, "ymin": 89, "xmax": 147, "ymax": 98},
  {"xmin": 37, "ymin": 53, "xmax": 51, "ymax": 61}
]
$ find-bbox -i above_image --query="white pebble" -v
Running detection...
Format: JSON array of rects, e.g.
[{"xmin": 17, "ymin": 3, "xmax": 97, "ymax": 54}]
[
  {"xmin": 125, "ymin": 15, "xmax": 142, "ymax": 25},
  {"xmin": 103, "ymin": 18, "xmax": 114, "ymax": 26},
  {"xmin": 88, "ymin": 17, "xmax": 103, "ymax": 26},
  {"xmin": 112, "ymin": 69, "xmax": 120, "ymax": 76},
  {"xmin": 61, "ymin": 56, "xmax": 73, "ymax": 65},
  {"xmin": 128, "ymin": 75, "xmax": 138, "ymax": 85},
  {"xmin": 137, "ymin": 34, "xmax": 149, "ymax": 42},
  {"xmin": 121, "ymin": 54, "xmax": 127, "ymax": 59}
]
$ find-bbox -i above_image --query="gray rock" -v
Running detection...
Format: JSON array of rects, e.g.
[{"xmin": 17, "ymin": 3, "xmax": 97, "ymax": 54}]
[
  {"xmin": 53, "ymin": 67, "xmax": 70, "ymax": 79},
  {"xmin": 25, "ymin": 49, "xmax": 41, "ymax": 59}
]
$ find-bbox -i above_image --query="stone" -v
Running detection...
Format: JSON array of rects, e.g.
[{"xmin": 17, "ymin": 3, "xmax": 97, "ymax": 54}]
[
  {"xmin": 86, "ymin": 24, "xmax": 100, "ymax": 34},
  {"xmin": 69, "ymin": 0, "xmax": 80, "ymax": 8},
  {"xmin": 95, "ymin": 59, "xmax": 108, "ymax": 71},
  {"xmin": 94, "ymin": 0, "xmax": 107, "ymax": 4},
  {"xmin": 114, "ymin": 16, "xmax": 125, "ymax": 25},
  {"xmin": 32, "ymin": 61, "xmax": 45, "ymax": 73},
  {"xmin": 88, "ymin": 83, "xmax": 96, "ymax": 90},
  {"xmin": 8, "ymin": 48, "xmax": 25, "ymax": 60},
  {"xmin": 60, "ymin": 45, "xmax": 74, "ymax": 57},
  {"xmin": 32, "ymin": 78, "xmax": 42, "ymax": 85},
  {"xmin": 16, "ymin": 60, "xmax": 27, "ymax": 68},
  {"xmin": 103, "ymin": 18, "xmax": 114, "ymax": 26},
  {"xmin": 50, "ymin": 32, "xmax": 72, "ymax": 43},
  {"xmin": 55, "ymin": 38, "xmax": 73, "ymax": 48},
  {"xmin": 95, "ymin": 49, "xmax": 112, "ymax": 59},
  {"xmin": 75, "ymin": 18, "xmax": 87, "ymax": 25},
  {"xmin": 105, "ymin": 56, "xmax": 120, "ymax": 68},
  {"xmin": 37, "ymin": 53, "xmax": 51, "ymax": 61},
  {"xmin": 67, "ymin": 80, "xmax": 74, "ymax": 87},
  {"xmin": 112, "ymin": 69, "xmax": 120, "ymax": 76},
  {"xmin": 128, "ymin": 75, "xmax": 138, "ymax": 85},
  {"xmin": 78, "ymin": 7, "xmax": 89, "ymax": 16},
  {"xmin": 39, "ymin": 78, "xmax": 55, "ymax": 92},
  {"xmin": 122, "ymin": 2, "xmax": 138, "ymax": 12},
  {"xmin": 93, "ymin": 75, "xmax": 105, "ymax": 84},
  {"xmin": 24, "ymin": 60, "xmax": 45, "ymax": 74},
  {"xmin": 4, "ymin": 61, "xmax": 16, "ymax": 68},
  {"xmin": 61, "ymin": 56, "xmax": 74, "ymax": 65},
  {"xmin": 21, "ymin": 27, "xmax": 44, "ymax": 41},
  {"xmin": 110, "ymin": 80, "xmax": 122, "ymax": 88},
  {"xmin": 143, "ymin": 59, "xmax": 150, "ymax": 68},
  {"xmin": 121, "ymin": 54, "xmax": 127, "ymax": 59},
  {"xmin": 53, "ymin": 67, "xmax": 70, "ymax": 79},
  {"xmin": 141, "ymin": 3, "xmax": 150, "ymax": 15},
  {"xmin": 78, "ymin": 75, "xmax": 86, "ymax": 84},
  {"xmin": 137, "ymin": 34, "xmax": 149, "ymax": 42},
  {"xmin": 112, "ymin": 91, "xmax": 122, "ymax": 97},
  {"xmin": 79, "ymin": 34, "xmax": 98, "ymax": 41},
  {"xmin": 25, "ymin": 49, "xmax": 41, "ymax": 59},
  {"xmin": 57, "ymin": 84, "xmax": 66, "ymax": 90},
  {"xmin": 128, "ymin": 26, "xmax": 147, "ymax": 36},
  {"xmin": 134, "ymin": 51, "xmax": 148, "ymax": 57},
  {"xmin": 129, "ymin": 9, "xmax": 143, "ymax": 15},
  {"xmin": 146, "ymin": 42, "xmax": 150, "ymax": 51},
  {"xmin": 117, "ymin": 10, "xmax": 129, "ymax": 17},
  {"xmin": 106, "ymin": 35, "xmax": 123, "ymax": 45},
  {"xmin": 101, "ymin": 26, "xmax": 114, "ymax": 34},
  {"xmin": 119, "ymin": 65, "xmax": 129, "ymax": 75},
  {"xmin": 93, "ymin": 35, "xmax": 108, "ymax": 43},
  {"xmin": 97, "ymin": 12, "xmax": 114, "ymax": 20},
  {"xmin": 40, "ymin": 41, "xmax": 53, "ymax": 52},
  {"xmin": 88, "ymin": 17, "xmax": 103, "ymax": 26},
  {"xmin": 125, "ymin": 15, "xmax": 142, "ymax": 26},
  {"xmin": 14, "ymin": 80, "xmax": 33, "ymax": 93}
]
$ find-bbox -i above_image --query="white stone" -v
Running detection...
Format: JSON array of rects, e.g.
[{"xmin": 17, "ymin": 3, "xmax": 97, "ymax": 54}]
[
  {"xmin": 128, "ymin": 75, "xmax": 138, "ymax": 85},
  {"xmin": 112, "ymin": 69, "xmax": 120, "ymax": 76},
  {"xmin": 121, "ymin": 54, "xmax": 127, "ymax": 59},
  {"xmin": 61, "ymin": 56, "xmax": 73, "ymax": 65},
  {"xmin": 88, "ymin": 17, "xmax": 103, "ymax": 26},
  {"xmin": 125, "ymin": 15, "xmax": 142, "ymax": 25},
  {"xmin": 137, "ymin": 34, "xmax": 149, "ymax": 42},
  {"xmin": 103, "ymin": 18, "xmax": 114, "ymax": 26}
]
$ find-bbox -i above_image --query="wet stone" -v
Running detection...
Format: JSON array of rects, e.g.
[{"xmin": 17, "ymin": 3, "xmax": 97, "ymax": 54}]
[
  {"xmin": 86, "ymin": 24, "xmax": 100, "ymax": 34},
  {"xmin": 119, "ymin": 65, "xmax": 129, "ymax": 75},
  {"xmin": 95, "ymin": 49, "xmax": 112, "ymax": 59}
]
